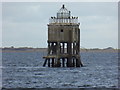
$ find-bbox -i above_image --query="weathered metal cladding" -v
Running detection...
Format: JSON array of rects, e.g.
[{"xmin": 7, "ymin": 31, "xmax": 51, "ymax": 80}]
[{"xmin": 48, "ymin": 24, "xmax": 80, "ymax": 42}]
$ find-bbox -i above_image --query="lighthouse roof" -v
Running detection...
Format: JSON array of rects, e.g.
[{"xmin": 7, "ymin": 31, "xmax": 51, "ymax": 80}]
[
  {"xmin": 49, "ymin": 4, "xmax": 79, "ymax": 24},
  {"xmin": 57, "ymin": 4, "xmax": 71, "ymax": 19},
  {"xmin": 57, "ymin": 4, "xmax": 70, "ymax": 14}
]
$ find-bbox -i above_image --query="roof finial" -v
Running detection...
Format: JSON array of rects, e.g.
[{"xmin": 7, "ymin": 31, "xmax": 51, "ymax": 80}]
[{"xmin": 62, "ymin": 4, "xmax": 65, "ymax": 9}]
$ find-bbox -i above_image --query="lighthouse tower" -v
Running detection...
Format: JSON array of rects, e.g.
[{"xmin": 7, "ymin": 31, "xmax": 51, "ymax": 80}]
[{"xmin": 43, "ymin": 5, "xmax": 83, "ymax": 67}]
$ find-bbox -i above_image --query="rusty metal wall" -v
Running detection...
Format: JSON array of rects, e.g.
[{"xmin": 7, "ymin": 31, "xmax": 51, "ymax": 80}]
[{"xmin": 48, "ymin": 24, "xmax": 80, "ymax": 42}]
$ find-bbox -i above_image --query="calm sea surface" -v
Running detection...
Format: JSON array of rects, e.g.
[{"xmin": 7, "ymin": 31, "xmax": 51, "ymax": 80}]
[{"xmin": 2, "ymin": 51, "xmax": 118, "ymax": 88}]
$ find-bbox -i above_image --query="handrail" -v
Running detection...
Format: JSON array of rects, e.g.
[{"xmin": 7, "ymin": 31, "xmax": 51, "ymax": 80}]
[{"xmin": 49, "ymin": 18, "xmax": 78, "ymax": 24}]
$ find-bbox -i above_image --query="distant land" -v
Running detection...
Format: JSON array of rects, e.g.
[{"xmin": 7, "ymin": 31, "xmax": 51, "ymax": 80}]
[{"xmin": 0, "ymin": 46, "xmax": 118, "ymax": 52}]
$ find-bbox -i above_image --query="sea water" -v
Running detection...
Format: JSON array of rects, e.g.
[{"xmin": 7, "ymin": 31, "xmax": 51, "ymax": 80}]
[{"xmin": 2, "ymin": 51, "xmax": 118, "ymax": 88}]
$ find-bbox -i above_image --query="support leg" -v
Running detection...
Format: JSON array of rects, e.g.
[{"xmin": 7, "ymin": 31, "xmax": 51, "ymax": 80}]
[
  {"xmin": 52, "ymin": 58, "xmax": 54, "ymax": 67},
  {"xmin": 76, "ymin": 58, "xmax": 80, "ymax": 67},
  {"xmin": 67, "ymin": 42, "xmax": 72, "ymax": 67},
  {"xmin": 48, "ymin": 59, "xmax": 50, "ymax": 67},
  {"xmin": 57, "ymin": 58, "xmax": 61, "ymax": 67},
  {"xmin": 62, "ymin": 58, "xmax": 65, "ymax": 67},
  {"xmin": 43, "ymin": 59, "xmax": 47, "ymax": 67},
  {"xmin": 73, "ymin": 58, "xmax": 75, "ymax": 67},
  {"xmin": 62, "ymin": 43, "xmax": 64, "ymax": 54},
  {"xmin": 66, "ymin": 58, "xmax": 68, "ymax": 67}
]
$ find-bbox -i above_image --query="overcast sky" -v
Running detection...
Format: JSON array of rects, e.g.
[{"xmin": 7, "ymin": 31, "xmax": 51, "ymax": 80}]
[{"xmin": 2, "ymin": 2, "xmax": 118, "ymax": 48}]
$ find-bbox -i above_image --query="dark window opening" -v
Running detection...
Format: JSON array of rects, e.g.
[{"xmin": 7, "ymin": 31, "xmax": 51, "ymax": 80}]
[{"xmin": 61, "ymin": 29, "xmax": 63, "ymax": 32}]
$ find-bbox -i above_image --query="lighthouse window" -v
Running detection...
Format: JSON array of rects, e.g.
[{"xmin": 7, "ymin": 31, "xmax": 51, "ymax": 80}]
[{"xmin": 61, "ymin": 29, "xmax": 63, "ymax": 32}]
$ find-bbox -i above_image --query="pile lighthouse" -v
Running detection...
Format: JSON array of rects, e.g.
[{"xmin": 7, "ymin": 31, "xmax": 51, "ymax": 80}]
[{"xmin": 43, "ymin": 5, "xmax": 83, "ymax": 67}]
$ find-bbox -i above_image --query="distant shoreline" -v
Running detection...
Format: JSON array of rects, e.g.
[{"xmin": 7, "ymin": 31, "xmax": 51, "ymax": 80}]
[{"xmin": 1, "ymin": 48, "xmax": 118, "ymax": 52}]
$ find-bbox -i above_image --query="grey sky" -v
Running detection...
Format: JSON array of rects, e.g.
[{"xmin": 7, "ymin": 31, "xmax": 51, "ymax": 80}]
[{"xmin": 2, "ymin": 2, "xmax": 118, "ymax": 48}]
